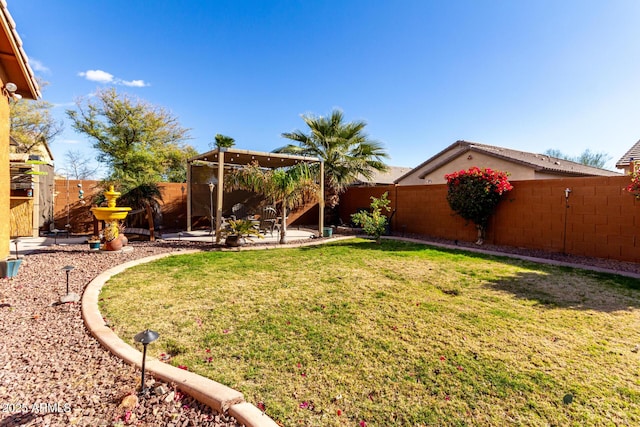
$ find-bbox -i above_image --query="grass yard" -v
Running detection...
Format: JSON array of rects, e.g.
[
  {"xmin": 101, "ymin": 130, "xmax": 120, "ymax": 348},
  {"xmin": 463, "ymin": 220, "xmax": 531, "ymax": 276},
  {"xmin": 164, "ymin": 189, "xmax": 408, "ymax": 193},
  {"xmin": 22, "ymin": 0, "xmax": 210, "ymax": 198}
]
[{"xmin": 99, "ymin": 239, "xmax": 640, "ymax": 426}]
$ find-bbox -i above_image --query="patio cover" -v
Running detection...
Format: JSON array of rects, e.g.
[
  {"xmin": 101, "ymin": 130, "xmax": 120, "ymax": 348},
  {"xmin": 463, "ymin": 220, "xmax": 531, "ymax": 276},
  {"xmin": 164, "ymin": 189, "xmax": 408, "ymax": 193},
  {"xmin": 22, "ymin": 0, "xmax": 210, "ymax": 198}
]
[{"xmin": 186, "ymin": 148, "xmax": 324, "ymax": 243}]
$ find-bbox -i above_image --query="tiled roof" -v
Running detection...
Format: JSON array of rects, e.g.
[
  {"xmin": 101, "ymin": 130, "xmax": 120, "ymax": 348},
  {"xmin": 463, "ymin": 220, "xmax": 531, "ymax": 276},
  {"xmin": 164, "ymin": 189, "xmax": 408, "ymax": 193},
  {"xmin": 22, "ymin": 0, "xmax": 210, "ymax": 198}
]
[
  {"xmin": 461, "ymin": 141, "xmax": 619, "ymax": 176},
  {"xmin": 615, "ymin": 139, "xmax": 640, "ymax": 168},
  {"xmin": 396, "ymin": 140, "xmax": 620, "ymax": 183},
  {"xmin": 353, "ymin": 166, "xmax": 413, "ymax": 185},
  {"xmin": 0, "ymin": 1, "xmax": 41, "ymax": 99}
]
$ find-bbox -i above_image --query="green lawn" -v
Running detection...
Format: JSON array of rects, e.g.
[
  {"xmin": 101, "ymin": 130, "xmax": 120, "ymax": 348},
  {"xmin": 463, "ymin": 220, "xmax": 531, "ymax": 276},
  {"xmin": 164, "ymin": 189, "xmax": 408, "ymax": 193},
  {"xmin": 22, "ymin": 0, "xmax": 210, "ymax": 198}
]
[{"xmin": 99, "ymin": 239, "xmax": 640, "ymax": 426}]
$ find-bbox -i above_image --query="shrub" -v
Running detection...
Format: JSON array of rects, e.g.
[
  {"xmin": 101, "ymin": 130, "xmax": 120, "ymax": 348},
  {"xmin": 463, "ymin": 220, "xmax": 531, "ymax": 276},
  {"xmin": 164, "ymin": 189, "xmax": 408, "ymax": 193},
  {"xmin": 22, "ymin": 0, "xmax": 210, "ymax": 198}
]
[
  {"xmin": 625, "ymin": 170, "xmax": 640, "ymax": 199},
  {"xmin": 351, "ymin": 192, "xmax": 391, "ymax": 243},
  {"xmin": 445, "ymin": 167, "xmax": 513, "ymax": 244}
]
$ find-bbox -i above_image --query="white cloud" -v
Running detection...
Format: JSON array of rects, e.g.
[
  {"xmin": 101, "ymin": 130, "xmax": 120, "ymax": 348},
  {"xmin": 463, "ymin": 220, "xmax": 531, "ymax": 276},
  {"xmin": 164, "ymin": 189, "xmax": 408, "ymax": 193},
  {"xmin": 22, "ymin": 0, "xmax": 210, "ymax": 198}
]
[
  {"xmin": 119, "ymin": 79, "xmax": 149, "ymax": 87},
  {"xmin": 78, "ymin": 69, "xmax": 114, "ymax": 83},
  {"xmin": 52, "ymin": 101, "xmax": 76, "ymax": 108},
  {"xmin": 30, "ymin": 58, "xmax": 49, "ymax": 73},
  {"xmin": 78, "ymin": 69, "xmax": 149, "ymax": 87},
  {"xmin": 60, "ymin": 139, "xmax": 81, "ymax": 145}
]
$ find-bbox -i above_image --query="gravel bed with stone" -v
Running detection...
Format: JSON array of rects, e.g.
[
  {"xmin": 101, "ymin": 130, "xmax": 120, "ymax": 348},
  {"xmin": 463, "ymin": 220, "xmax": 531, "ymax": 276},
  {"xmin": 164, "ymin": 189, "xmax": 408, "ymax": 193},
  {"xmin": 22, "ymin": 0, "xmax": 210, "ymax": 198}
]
[
  {"xmin": 0, "ymin": 234, "xmax": 636, "ymax": 427},
  {"xmin": 0, "ymin": 240, "xmax": 241, "ymax": 427}
]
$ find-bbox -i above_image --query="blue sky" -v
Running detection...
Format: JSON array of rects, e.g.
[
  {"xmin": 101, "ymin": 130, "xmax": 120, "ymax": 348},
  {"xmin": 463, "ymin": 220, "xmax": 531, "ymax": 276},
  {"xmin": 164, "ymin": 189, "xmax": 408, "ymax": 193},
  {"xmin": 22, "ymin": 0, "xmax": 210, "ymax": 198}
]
[{"xmin": 10, "ymin": 0, "xmax": 640, "ymax": 175}]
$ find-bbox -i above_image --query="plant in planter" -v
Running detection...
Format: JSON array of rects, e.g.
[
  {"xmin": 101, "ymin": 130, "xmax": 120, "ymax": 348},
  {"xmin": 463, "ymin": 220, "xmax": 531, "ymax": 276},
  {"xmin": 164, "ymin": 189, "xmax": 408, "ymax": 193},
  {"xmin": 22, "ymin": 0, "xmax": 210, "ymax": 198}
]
[
  {"xmin": 88, "ymin": 235, "xmax": 101, "ymax": 250},
  {"xmin": 223, "ymin": 219, "xmax": 263, "ymax": 247}
]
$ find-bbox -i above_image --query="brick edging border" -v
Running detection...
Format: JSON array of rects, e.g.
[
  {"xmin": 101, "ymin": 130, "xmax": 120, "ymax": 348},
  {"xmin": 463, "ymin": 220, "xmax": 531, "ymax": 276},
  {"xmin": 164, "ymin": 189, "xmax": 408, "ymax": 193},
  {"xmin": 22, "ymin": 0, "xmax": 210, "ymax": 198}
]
[{"xmin": 81, "ymin": 249, "xmax": 280, "ymax": 427}]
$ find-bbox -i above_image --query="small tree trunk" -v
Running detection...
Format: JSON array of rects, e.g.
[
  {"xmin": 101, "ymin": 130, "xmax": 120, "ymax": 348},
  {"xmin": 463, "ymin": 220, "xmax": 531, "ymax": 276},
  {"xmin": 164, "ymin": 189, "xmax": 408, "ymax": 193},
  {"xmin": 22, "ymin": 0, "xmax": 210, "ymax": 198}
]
[
  {"xmin": 279, "ymin": 205, "xmax": 287, "ymax": 244},
  {"xmin": 146, "ymin": 204, "xmax": 155, "ymax": 242},
  {"xmin": 475, "ymin": 224, "xmax": 484, "ymax": 245}
]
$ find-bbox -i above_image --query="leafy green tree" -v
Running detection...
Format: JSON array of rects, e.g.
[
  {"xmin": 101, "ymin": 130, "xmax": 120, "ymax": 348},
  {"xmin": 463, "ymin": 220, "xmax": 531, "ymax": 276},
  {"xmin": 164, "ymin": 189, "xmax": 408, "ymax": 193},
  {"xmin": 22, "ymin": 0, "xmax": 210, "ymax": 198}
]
[
  {"xmin": 225, "ymin": 162, "xmax": 319, "ymax": 244},
  {"xmin": 445, "ymin": 167, "xmax": 513, "ymax": 245},
  {"xmin": 544, "ymin": 148, "xmax": 611, "ymax": 169},
  {"xmin": 276, "ymin": 109, "xmax": 389, "ymax": 222},
  {"xmin": 10, "ymin": 83, "xmax": 63, "ymax": 154},
  {"xmin": 213, "ymin": 133, "xmax": 235, "ymax": 149},
  {"xmin": 66, "ymin": 88, "xmax": 193, "ymax": 185},
  {"xmin": 67, "ymin": 88, "xmax": 194, "ymax": 234},
  {"xmin": 351, "ymin": 192, "xmax": 391, "ymax": 244}
]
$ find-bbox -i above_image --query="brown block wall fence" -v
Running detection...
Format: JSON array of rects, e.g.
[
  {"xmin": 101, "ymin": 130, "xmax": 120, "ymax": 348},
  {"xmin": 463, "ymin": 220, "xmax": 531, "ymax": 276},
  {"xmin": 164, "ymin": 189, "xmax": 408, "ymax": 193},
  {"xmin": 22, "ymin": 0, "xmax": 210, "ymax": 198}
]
[
  {"xmin": 53, "ymin": 180, "xmax": 188, "ymax": 234},
  {"xmin": 340, "ymin": 175, "xmax": 640, "ymax": 263},
  {"xmin": 55, "ymin": 176, "xmax": 640, "ymax": 263}
]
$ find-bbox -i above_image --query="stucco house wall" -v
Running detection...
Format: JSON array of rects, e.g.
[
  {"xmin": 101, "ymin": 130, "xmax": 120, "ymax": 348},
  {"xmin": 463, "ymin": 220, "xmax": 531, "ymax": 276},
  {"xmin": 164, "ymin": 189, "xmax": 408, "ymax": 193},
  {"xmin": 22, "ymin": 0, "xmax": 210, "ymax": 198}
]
[
  {"xmin": 404, "ymin": 151, "xmax": 538, "ymax": 185},
  {"xmin": 0, "ymin": 4, "xmax": 41, "ymax": 260}
]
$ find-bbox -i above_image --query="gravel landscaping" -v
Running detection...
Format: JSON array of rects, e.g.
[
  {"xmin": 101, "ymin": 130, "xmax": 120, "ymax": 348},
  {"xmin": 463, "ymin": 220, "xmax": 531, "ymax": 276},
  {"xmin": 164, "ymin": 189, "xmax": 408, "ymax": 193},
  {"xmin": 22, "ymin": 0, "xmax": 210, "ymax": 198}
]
[
  {"xmin": 0, "ymin": 240, "xmax": 241, "ymax": 427},
  {"xmin": 0, "ymin": 234, "xmax": 636, "ymax": 427}
]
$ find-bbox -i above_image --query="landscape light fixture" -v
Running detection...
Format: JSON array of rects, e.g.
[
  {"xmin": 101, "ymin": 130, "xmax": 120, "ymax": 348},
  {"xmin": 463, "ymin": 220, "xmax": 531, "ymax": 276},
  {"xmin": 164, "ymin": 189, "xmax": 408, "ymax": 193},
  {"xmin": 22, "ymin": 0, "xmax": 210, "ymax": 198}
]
[
  {"xmin": 207, "ymin": 179, "xmax": 218, "ymax": 242},
  {"xmin": 12, "ymin": 237, "xmax": 21, "ymax": 259},
  {"xmin": 562, "ymin": 188, "xmax": 572, "ymax": 255},
  {"xmin": 3, "ymin": 82, "xmax": 21, "ymax": 100},
  {"xmin": 60, "ymin": 265, "xmax": 79, "ymax": 303},
  {"xmin": 134, "ymin": 329, "xmax": 159, "ymax": 395}
]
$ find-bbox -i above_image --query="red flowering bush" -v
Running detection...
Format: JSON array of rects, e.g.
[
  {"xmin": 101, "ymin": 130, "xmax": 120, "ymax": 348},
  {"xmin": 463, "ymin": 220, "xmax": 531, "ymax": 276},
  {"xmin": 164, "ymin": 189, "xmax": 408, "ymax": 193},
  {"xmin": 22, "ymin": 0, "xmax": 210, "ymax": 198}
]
[
  {"xmin": 625, "ymin": 171, "xmax": 640, "ymax": 199},
  {"xmin": 445, "ymin": 167, "xmax": 513, "ymax": 244}
]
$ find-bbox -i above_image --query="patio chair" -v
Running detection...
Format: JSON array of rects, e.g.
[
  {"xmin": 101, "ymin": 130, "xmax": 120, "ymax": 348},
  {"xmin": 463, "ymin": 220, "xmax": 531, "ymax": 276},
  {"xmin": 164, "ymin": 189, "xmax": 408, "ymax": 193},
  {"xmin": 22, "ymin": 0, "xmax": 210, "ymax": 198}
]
[
  {"xmin": 257, "ymin": 206, "xmax": 278, "ymax": 236},
  {"xmin": 231, "ymin": 203, "xmax": 248, "ymax": 221},
  {"xmin": 49, "ymin": 223, "xmax": 70, "ymax": 244}
]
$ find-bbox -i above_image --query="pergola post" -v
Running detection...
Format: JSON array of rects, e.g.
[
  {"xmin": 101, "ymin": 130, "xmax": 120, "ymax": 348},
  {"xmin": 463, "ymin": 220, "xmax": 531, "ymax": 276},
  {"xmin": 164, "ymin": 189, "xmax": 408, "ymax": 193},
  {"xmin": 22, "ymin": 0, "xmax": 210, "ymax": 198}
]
[
  {"xmin": 186, "ymin": 162, "xmax": 192, "ymax": 231},
  {"xmin": 215, "ymin": 150, "xmax": 225, "ymax": 244},
  {"xmin": 318, "ymin": 160, "xmax": 324, "ymax": 237}
]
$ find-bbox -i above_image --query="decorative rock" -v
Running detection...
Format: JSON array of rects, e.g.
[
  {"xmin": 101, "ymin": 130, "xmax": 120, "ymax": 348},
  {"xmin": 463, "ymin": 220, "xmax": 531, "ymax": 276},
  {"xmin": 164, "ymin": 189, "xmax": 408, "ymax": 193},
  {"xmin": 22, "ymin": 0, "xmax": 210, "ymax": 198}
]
[
  {"xmin": 154, "ymin": 385, "xmax": 168, "ymax": 396},
  {"xmin": 119, "ymin": 394, "xmax": 139, "ymax": 410},
  {"xmin": 165, "ymin": 391, "xmax": 175, "ymax": 403},
  {"xmin": 60, "ymin": 292, "xmax": 80, "ymax": 303}
]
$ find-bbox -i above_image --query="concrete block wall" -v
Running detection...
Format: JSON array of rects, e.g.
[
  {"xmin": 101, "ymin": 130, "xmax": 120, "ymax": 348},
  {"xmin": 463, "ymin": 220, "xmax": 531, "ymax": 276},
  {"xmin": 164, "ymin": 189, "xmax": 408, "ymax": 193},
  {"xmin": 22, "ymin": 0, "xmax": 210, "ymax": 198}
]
[
  {"xmin": 340, "ymin": 175, "xmax": 640, "ymax": 263},
  {"xmin": 54, "ymin": 180, "xmax": 188, "ymax": 234}
]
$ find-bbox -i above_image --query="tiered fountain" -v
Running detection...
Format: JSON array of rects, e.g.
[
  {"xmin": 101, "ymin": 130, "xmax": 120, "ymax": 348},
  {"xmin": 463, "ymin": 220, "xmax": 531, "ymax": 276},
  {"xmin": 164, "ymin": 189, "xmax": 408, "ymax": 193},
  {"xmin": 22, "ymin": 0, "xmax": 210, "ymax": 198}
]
[{"xmin": 90, "ymin": 186, "xmax": 132, "ymax": 251}]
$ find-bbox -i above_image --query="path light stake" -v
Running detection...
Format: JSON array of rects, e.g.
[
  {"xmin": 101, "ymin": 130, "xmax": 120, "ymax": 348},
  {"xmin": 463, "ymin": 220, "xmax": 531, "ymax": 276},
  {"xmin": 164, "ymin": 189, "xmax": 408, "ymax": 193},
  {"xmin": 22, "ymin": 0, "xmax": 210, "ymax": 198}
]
[
  {"xmin": 134, "ymin": 329, "xmax": 159, "ymax": 396},
  {"xmin": 562, "ymin": 188, "xmax": 572, "ymax": 255},
  {"xmin": 60, "ymin": 265, "xmax": 79, "ymax": 303},
  {"xmin": 12, "ymin": 237, "xmax": 20, "ymax": 259},
  {"xmin": 208, "ymin": 181, "xmax": 215, "ymax": 244}
]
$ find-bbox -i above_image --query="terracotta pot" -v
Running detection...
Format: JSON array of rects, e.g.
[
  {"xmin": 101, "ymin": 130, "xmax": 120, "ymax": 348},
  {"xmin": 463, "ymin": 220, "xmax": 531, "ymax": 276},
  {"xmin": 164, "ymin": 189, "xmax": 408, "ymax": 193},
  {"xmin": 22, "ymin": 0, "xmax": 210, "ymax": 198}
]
[
  {"xmin": 105, "ymin": 238, "xmax": 123, "ymax": 251},
  {"xmin": 120, "ymin": 234, "xmax": 128, "ymax": 246},
  {"xmin": 225, "ymin": 235, "xmax": 243, "ymax": 247}
]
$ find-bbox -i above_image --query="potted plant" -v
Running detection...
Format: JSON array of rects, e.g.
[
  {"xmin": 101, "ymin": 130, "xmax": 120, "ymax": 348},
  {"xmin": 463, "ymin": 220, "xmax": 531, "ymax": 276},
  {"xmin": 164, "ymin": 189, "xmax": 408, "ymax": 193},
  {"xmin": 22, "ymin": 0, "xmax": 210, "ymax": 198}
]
[
  {"xmin": 87, "ymin": 235, "xmax": 101, "ymax": 251},
  {"xmin": 223, "ymin": 219, "xmax": 263, "ymax": 247},
  {"xmin": 1, "ymin": 258, "xmax": 22, "ymax": 278}
]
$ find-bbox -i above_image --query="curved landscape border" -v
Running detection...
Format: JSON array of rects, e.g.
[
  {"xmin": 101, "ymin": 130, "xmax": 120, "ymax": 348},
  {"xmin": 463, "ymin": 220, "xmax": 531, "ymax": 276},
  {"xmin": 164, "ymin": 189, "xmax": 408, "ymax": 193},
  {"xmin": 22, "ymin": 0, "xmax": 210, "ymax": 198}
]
[
  {"xmin": 81, "ymin": 236, "xmax": 354, "ymax": 427},
  {"xmin": 81, "ymin": 250, "xmax": 279, "ymax": 427}
]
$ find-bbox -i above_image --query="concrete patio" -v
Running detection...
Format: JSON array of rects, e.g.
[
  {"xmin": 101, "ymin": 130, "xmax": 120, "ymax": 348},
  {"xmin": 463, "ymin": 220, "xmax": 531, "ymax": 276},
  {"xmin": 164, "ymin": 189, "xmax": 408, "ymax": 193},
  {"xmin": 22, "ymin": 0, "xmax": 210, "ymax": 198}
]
[{"xmin": 10, "ymin": 227, "xmax": 320, "ymax": 256}]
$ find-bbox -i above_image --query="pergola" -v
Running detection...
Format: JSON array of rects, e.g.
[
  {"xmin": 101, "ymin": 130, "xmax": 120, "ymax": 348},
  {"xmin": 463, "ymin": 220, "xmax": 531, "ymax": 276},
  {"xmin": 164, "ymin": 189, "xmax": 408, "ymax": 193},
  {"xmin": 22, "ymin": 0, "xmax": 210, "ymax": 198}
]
[{"xmin": 186, "ymin": 148, "xmax": 324, "ymax": 243}]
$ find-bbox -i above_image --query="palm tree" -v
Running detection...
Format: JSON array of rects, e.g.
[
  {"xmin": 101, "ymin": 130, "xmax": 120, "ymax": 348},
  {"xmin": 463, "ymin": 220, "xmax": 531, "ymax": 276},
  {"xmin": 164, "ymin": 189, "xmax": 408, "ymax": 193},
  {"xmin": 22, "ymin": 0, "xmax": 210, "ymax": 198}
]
[
  {"xmin": 118, "ymin": 182, "xmax": 163, "ymax": 241},
  {"xmin": 276, "ymin": 109, "xmax": 389, "ymax": 222},
  {"xmin": 225, "ymin": 162, "xmax": 319, "ymax": 244},
  {"xmin": 213, "ymin": 134, "xmax": 235, "ymax": 149}
]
